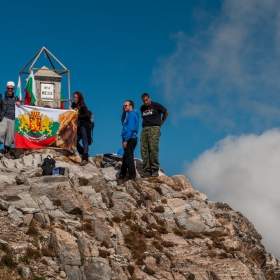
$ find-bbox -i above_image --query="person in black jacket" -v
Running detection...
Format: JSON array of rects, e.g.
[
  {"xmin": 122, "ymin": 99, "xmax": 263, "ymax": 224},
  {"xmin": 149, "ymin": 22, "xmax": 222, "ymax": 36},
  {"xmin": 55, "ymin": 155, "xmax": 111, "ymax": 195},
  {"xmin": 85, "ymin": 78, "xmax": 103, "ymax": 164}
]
[
  {"xmin": 0, "ymin": 81, "xmax": 21, "ymax": 154},
  {"xmin": 70, "ymin": 91, "xmax": 91, "ymax": 166}
]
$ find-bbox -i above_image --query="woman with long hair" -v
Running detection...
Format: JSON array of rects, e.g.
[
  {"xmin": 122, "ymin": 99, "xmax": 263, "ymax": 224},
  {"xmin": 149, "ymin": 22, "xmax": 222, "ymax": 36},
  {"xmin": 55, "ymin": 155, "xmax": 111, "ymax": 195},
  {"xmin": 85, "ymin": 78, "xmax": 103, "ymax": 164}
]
[{"xmin": 70, "ymin": 91, "xmax": 91, "ymax": 166}]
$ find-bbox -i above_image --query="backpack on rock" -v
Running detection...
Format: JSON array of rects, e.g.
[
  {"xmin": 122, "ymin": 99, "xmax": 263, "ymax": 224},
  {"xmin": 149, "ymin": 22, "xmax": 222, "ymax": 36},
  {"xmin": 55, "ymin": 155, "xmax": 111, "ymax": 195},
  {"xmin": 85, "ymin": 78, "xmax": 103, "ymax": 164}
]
[{"xmin": 40, "ymin": 155, "xmax": 56, "ymax": 175}]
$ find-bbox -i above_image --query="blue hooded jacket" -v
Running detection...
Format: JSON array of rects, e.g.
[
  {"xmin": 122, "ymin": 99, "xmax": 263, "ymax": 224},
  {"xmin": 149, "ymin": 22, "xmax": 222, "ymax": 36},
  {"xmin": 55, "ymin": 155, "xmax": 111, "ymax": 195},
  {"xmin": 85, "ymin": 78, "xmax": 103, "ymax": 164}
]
[{"xmin": 121, "ymin": 109, "xmax": 139, "ymax": 142}]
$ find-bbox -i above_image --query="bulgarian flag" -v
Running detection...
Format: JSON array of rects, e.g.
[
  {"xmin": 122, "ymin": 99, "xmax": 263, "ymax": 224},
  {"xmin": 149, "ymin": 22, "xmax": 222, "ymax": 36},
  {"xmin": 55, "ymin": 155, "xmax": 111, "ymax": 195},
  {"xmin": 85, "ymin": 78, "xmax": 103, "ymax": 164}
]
[
  {"xmin": 24, "ymin": 71, "xmax": 36, "ymax": 105},
  {"xmin": 15, "ymin": 105, "xmax": 78, "ymax": 150},
  {"xmin": 16, "ymin": 76, "xmax": 22, "ymax": 100}
]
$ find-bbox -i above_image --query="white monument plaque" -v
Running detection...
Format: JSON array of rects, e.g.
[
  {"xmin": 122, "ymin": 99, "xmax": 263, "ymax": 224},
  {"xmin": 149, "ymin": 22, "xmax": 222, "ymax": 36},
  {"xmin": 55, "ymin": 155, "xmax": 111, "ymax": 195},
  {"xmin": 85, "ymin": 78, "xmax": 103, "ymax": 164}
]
[{"xmin": 41, "ymin": 83, "xmax": 54, "ymax": 99}]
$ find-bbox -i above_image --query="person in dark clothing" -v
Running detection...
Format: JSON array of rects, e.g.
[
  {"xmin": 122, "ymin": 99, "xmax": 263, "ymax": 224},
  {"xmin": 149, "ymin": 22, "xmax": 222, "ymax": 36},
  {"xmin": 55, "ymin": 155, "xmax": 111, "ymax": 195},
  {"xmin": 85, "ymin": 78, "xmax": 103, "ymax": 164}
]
[
  {"xmin": 0, "ymin": 81, "xmax": 21, "ymax": 154},
  {"xmin": 117, "ymin": 100, "xmax": 139, "ymax": 185},
  {"xmin": 140, "ymin": 93, "xmax": 168, "ymax": 177},
  {"xmin": 70, "ymin": 91, "xmax": 91, "ymax": 166}
]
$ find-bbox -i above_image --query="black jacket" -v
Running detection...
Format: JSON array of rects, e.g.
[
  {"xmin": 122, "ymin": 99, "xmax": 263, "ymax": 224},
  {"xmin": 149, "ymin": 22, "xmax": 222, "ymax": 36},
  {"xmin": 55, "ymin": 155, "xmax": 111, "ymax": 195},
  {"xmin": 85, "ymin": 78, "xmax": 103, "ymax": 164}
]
[
  {"xmin": 0, "ymin": 92, "xmax": 19, "ymax": 122},
  {"xmin": 71, "ymin": 102, "xmax": 92, "ymax": 144}
]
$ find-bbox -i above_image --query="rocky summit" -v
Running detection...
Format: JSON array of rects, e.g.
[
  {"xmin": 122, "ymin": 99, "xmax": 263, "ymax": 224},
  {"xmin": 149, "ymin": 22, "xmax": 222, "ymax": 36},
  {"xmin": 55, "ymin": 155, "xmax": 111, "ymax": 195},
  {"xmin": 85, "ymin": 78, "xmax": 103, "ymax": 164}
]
[{"xmin": 0, "ymin": 149, "xmax": 279, "ymax": 280}]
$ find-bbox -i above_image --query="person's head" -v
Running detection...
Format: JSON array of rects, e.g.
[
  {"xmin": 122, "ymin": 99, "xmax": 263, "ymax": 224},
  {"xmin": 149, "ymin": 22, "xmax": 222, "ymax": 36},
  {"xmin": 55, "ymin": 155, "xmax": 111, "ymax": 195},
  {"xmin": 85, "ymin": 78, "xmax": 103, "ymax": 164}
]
[
  {"xmin": 73, "ymin": 91, "xmax": 85, "ymax": 106},
  {"xmin": 123, "ymin": 100, "xmax": 134, "ymax": 112},
  {"xmin": 6, "ymin": 81, "xmax": 15, "ymax": 96},
  {"xmin": 141, "ymin": 93, "xmax": 151, "ymax": 106}
]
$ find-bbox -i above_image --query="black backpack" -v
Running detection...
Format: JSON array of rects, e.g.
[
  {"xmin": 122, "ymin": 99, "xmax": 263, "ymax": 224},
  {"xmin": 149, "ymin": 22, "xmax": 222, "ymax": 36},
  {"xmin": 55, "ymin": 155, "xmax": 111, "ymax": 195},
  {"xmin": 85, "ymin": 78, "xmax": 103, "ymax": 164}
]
[
  {"xmin": 86, "ymin": 109, "xmax": 94, "ymax": 144},
  {"xmin": 41, "ymin": 155, "xmax": 56, "ymax": 175}
]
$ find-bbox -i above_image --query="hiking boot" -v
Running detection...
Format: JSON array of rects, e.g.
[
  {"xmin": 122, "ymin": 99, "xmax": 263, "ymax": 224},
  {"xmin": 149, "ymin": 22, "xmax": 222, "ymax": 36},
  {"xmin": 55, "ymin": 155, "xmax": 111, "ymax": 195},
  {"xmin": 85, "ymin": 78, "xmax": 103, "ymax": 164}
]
[
  {"xmin": 80, "ymin": 160, "xmax": 88, "ymax": 166},
  {"xmin": 151, "ymin": 170, "xmax": 159, "ymax": 177},
  {"xmin": 141, "ymin": 171, "xmax": 151, "ymax": 178}
]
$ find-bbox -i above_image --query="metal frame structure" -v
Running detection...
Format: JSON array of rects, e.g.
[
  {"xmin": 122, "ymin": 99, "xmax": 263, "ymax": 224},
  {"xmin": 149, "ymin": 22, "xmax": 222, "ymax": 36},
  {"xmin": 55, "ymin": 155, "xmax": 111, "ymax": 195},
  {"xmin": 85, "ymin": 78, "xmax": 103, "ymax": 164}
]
[{"xmin": 19, "ymin": 46, "xmax": 71, "ymax": 105}]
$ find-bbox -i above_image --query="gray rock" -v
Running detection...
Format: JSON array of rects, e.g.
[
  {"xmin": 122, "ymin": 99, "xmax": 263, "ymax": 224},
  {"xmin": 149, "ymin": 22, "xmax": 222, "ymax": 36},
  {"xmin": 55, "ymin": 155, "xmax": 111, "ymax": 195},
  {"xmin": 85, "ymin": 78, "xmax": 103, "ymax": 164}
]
[
  {"xmin": 101, "ymin": 166, "xmax": 119, "ymax": 182},
  {"xmin": 51, "ymin": 228, "xmax": 81, "ymax": 266},
  {"xmin": 77, "ymin": 232, "xmax": 99, "ymax": 259},
  {"xmin": 25, "ymin": 175, "xmax": 69, "ymax": 187},
  {"xmin": 19, "ymin": 207, "xmax": 40, "ymax": 214},
  {"xmin": 110, "ymin": 259, "xmax": 128, "ymax": 280},
  {"xmin": 34, "ymin": 212, "xmax": 48, "ymax": 224},
  {"xmin": 47, "ymin": 209, "xmax": 68, "ymax": 219},
  {"xmin": 83, "ymin": 257, "xmax": 111, "ymax": 280},
  {"xmin": 93, "ymin": 218, "xmax": 115, "ymax": 247},
  {"xmin": 0, "ymin": 198, "xmax": 11, "ymax": 210},
  {"xmin": 8, "ymin": 208, "xmax": 24, "ymax": 226},
  {"xmin": 33, "ymin": 195, "xmax": 56, "ymax": 210},
  {"xmin": 22, "ymin": 266, "xmax": 32, "ymax": 279},
  {"xmin": 64, "ymin": 265, "xmax": 82, "ymax": 280}
]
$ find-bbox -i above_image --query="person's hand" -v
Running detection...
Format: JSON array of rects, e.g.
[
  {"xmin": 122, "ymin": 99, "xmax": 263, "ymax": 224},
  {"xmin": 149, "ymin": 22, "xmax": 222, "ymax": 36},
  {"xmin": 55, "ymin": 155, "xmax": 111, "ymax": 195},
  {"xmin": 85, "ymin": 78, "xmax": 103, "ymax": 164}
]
[
  {"xmin": 122, "ymin": 142, "xmax": 127, "ymax": 149},
  {"xmin": 15, "ymin": 101, "xmax": 21, "ymax": 106}
]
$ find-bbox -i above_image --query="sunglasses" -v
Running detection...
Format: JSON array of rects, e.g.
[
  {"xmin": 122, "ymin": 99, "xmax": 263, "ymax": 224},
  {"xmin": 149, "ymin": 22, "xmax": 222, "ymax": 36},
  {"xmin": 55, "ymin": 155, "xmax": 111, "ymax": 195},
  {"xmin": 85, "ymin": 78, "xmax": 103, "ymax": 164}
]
[{"xmin": 7, "ymin": 88, "xmax": 14, "ymax": 90}]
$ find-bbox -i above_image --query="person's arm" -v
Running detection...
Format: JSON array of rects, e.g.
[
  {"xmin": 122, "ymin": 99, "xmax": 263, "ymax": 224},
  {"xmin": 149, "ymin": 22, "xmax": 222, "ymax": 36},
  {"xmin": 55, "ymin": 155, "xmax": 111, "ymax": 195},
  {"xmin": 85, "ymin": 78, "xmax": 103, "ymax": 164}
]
[{"xmin": 160, "ymin": 110, "xmax": 169, "ymax": 126}]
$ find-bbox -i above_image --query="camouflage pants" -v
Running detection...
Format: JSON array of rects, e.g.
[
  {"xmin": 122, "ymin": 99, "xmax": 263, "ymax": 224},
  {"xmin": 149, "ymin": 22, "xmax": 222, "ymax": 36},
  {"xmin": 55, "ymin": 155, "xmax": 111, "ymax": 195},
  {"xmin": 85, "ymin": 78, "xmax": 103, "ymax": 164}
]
[{"xmin": 140, "ymin": 126, "xmax": 161, "ymax": 172}]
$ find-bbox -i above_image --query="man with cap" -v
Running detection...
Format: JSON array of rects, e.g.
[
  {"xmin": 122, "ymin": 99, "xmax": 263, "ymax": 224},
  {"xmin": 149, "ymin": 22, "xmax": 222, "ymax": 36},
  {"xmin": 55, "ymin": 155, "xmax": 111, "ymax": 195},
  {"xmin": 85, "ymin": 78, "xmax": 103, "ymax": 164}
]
[{"xmin": 0, "ymin": 81, "xmax": 21, "ymax": 154}]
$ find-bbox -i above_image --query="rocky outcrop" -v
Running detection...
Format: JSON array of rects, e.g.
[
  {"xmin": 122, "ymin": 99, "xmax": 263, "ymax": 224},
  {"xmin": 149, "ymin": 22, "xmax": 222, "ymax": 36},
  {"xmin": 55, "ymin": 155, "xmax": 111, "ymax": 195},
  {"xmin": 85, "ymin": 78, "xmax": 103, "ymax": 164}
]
[{"xmin": 0, "ymin": 148, "xmax": 279, "ymax": 280}]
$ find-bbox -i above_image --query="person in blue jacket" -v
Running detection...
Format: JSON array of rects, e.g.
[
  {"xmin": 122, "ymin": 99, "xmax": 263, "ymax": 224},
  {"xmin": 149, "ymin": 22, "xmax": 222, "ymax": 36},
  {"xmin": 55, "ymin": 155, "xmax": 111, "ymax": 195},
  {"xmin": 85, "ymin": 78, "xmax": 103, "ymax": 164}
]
[{"xmin": 118, "ymin": 100, "xmax": 139, "ymax": 184}]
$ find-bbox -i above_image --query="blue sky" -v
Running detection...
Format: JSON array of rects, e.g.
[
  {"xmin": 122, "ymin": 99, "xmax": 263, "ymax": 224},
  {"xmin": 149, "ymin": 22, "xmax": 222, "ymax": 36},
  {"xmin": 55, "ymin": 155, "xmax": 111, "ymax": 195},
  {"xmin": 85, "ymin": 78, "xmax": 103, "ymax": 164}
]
[
  {"xmin": 0, "ymin": 0, "xmax": 224, "ymax": 176},
  {"xmin": 2, "ymin": 0, "xmax": 280, "ymax": 258}
]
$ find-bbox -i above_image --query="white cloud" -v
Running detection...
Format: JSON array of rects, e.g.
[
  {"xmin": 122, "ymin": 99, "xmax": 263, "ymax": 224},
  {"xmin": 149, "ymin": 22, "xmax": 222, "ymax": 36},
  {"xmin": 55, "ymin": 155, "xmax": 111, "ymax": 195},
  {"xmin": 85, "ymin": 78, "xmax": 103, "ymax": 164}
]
[
  {"xmin": 185, "ymin": 129, "xmax": 280, "ymax": 258},
  {"xmin": 153, "ymin": 0, "xmax": 280, "ymax": 131}
]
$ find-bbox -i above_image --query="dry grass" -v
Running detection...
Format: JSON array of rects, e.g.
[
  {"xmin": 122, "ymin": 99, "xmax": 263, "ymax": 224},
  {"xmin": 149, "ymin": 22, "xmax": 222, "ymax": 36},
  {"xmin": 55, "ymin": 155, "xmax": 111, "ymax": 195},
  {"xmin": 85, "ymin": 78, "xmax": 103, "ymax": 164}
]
[
  {"xmin": 92, "ymin": 156, "xmax": 102, "ymax": 167},
  {"xmin": 0, "ymin": 266, "xmax": 20, "ymax": 279},
  {"xmin": 52, "ymin": 199, "xmax": 62, "ymax": 206},
  {"xmin": 101, "ymin": 240, "xmax": 110, "ymax": 248},
  {"xmin": 48, "ymin": 214, "xmax": 55, "ymax": 224},
  {"xmin": 141, "ymin": 214, "xmax": 149, "ymax": 223},
  {"xmin": 77, "ymin": 219, "xmax": 95, "ymax": 236},
  {"xmin": 146, "ymin": 177, "xmax": 162, "ymax": 183},
  {"xmin": 186, "ymin": 192, "xmax": 194, "ymax": 198},
  {"xmin": 27, "ymin": 220, "xmax": 39, "ymax": 236},
  {"xmin": 78, "ymin": 177, "xmax": 89, "ymax": 186},
  {"xmin": 153, "ymin": 241, "xmax": 163, "ymax": 252},
  {"xmin": 105, "ymin": 218, "xmax": 114, "ymax": 227},
  {"xmin": 154, "ymin": 186, "xmax": 163, "ymax": 195},
  {"xmin": 124, "ymin": 211, "xmax": 137, "ymax": 221},
  {"xmin": 41, "ymin": 242, "xmax": 55, "ymax": 258},
  {"xmin": 153, "ymin": 205, "xmax": 165, "ymax": 213},
  {"xmin": 101, "ymin": 193, "xmax": 108, "ymax": 204},
  {"xmin": 147, "ymin": 223, "xmax": 167, "ymax": 234},
  {"xmin": 208, "ymin": 250, "xmax": 217, "ymax": 258},
  {"xmin": 161, "ymin": 241, "xmax": 174, "ymax": 247},
  {"xmin": 99, "ymin": 248, "xmax": 110, "ymax": 258},
  {"xmin": 1, "ymin": 253, "xmax": 17, "ymax": 268},
  {"xmin": 171, "ymin": 186, "xmax": 182, "ymax": 192},
  {"xmin": 112, "ymin": 216, "xmax": 122, "ymax": 223},
  {"xmin": 124, "ymin": 231, "xmax": 147, "ymax": 260},
  {"xmin": 20, "ymin": 247, "xmax": 41, "ymax": 264},
  {"xmin": 152, "ymin": 214, "xmax": 165, "ymax": 227},
  {"xmin": 108, "ymin": 197, "xmax": 114, "ymax": 208},
  {"xmin": 143, "ymin": 266, "xmax": 155, "ymax": 275},
  {"xmin": 1, "ymin": 243, "xmax": 9, "ymax": 253},
  {"xmin": 127, "ymin": 264, "xmax": 135, "ymax": 276}
]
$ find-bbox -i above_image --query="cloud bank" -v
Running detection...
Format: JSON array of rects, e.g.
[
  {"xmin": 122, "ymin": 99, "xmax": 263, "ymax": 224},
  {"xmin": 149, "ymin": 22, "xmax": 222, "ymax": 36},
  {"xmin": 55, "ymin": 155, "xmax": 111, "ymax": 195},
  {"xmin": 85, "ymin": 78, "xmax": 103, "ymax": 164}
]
[
  {"xmin": 153, "ymin": 0, "xmax": 280, "ymax": 132},
  {"xmin": 185, "ymin": 129, "xmax": 280, "ymax": 258}
]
